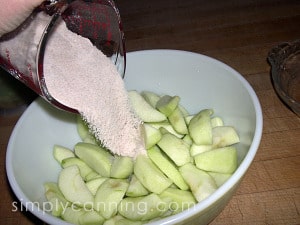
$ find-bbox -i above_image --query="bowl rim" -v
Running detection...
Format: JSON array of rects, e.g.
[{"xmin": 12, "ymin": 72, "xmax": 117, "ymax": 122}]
[{"xmin": 6, "ymin": 49, "xmax": 263, "ymax": 225}]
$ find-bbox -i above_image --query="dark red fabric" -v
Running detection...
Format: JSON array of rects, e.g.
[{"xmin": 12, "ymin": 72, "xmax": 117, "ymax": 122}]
[{"xmin": 61, "ymin": 0, "xmax": 120, "ymax": 57}]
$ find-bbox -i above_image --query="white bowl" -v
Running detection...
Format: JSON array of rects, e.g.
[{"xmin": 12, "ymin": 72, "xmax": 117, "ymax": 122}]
[{"xmin": 6, "ymin": 50, "xmax": 263, "ymax": 225}]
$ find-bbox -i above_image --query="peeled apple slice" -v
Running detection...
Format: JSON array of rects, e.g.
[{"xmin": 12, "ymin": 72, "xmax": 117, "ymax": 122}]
[
  {"xmin": 134, "ymin": 155, "xmax": 172, "ymax": 194},
  {"xmin": 188, "ymin": 109, "xmax": 213, "ymax": 145},
  {"xmin": 53, "ymin": 145, "xmax": 75, "ymax": 164},
  {"xmin": 194, "ymin": 146, "xmax": 238, "ymax": 174},
  {"xmin": 142, "ymin": 123, "xmax": 162, "ymax": 149},
  {"xmin": 156, "ymin": 95, "xmax": 180, "ymax": 116},
  {"xmin": 157, "ymin": 133, "xmax": 191, "ymax": 166},
  {"xmin": 74, "ymin": 142, "xmax": 113, "ymax": 177},
  {"xmin": 212, "ymin": 126, "xmax": 240, "ymax": 148},
  {"xmin": 179, "ymin": 163, "xmax": 217, "ymax": 202},
  {"xmin": 147, "ymin": 146, "xmax": 189, "ymax": 190},
  {"xmin": 168, "ymin": 107, "xmax": 188, "ymax": 135},
  {"xmin": 128, "ymin": 90, "xmax": 166, "ymax": 122},
  {"xmin": 141, "ymin": 91, "xmax": 161, "ymax": 108},
  {"xmin": 94, "ymin": 178, "xmax": 129, "ymax": 219},
  {"xmin": 58, "ymin": 165, "xmax": 94, "ymax": 208}
]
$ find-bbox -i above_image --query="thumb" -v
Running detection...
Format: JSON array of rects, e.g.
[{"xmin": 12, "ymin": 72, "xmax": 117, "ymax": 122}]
[{"xmin": 0, "ymin": 0, "xmax": 45, "ymax": 36}]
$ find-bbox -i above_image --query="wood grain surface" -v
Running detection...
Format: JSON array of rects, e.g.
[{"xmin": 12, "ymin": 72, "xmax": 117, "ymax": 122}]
[{"xmin": 0, "ymin": 0, "xmax": 299, "ymax": 224}]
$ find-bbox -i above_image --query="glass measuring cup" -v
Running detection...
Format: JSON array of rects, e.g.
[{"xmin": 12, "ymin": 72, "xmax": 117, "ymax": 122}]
[{"xmin": 0, "ymin": 0, "xmax": 126, "ymax": 113}]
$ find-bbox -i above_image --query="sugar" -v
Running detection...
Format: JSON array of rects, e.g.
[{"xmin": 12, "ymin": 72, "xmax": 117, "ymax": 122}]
[{"xmin": 44, "ymin": 20, "xmax": 146, "ymax": 158}]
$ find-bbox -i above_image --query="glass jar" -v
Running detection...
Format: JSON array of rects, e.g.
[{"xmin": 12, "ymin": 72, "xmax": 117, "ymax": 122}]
[{"xmin": 0, "ymin": 0, "xmax": 126, "ymax": 113}]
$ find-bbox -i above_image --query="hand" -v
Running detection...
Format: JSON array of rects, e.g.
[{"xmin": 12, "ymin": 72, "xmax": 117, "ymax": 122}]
[{"xmin": 0, "ymin": 0, "xmax": 44, "ymax": 37}]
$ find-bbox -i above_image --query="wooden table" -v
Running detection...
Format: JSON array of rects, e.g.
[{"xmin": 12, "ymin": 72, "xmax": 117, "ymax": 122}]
[{"xmin": 0, "ymin": 0, "xmax": 299, "ymax": 224}]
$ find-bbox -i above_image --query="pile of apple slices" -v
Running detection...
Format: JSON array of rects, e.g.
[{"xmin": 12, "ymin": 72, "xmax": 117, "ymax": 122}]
[{"xmin": 44, "ymin": 90, "xmax": 240, "ymax": 225}]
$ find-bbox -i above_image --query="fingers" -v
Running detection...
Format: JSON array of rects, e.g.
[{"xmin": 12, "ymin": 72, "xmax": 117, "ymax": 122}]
[{"xmin": 0, "ymin": 0, "xmax": 45, "ymax": 36}]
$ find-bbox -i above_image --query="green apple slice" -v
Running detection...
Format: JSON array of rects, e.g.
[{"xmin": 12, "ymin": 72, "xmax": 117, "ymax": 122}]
[
  {"xmin": 190, "ymin": 144, "xmax": 213, "ymax": 157},
  {"xmin": 76, "ymin": 115, "xmax": 90, "ymax": 140},
  {"xmin": 128, "ymin": 90, "xmax": 166, "ymax": 122},
  {"xmin": 159, "ymin": 188, "xmax": 196, "ymax": 213},
  {"xmin": 157, "ymin": 133, "xmax": 191, "ymax": 166},
  {"xmin": 188, "ymin": 109, "xmax": 213, "ymax": 145},
  {"xmin": 156, "ymin": 95, "xmax": 180, "ymax": 116},
  {"xmin": 149, "ymin": 121, "xmax": 184, "ymax": 138},
  {"xmin": 142, "ymin": 123, "xmax": 162, "ymax": 149},
  {"xmin": 182, "ymin": 134, "xmax": 193, "ymax": 146},
  {"xmin": 178, "ymin": 104, "xmax": 190, "ymax": 117},
  {"xmin": 126, "ymin": 175, "xmax": 149, "ymax": 197},
  {"xmin": 44, "ymin": 182, "xmax": 70, "ymax": 217},
  {"xmin": 74, "ymin": 142, "xmax": 113, "ymax": 177},
  {"xmin": 94, "ymin": 178, "xmax": 129, "ymax": 219},
  {"xmin": 78, "ymin": 210, "xmax": 105, "ymax": 225},
  {"xmin": 53, "ymin": 145, "xmax": 75, "ymax": 164},
  {"xmin": 211, "ymin": 116, "xmax": 224, "ymax": 127},
  {"xmin": 85, "ymin": 177, "xmax": 108, "ymax": 195},
  {"xmin": 208, "ymin": 172, "xmax": 232, "ymax": 187},
  {"xmin": 85, "ymin": 173, "xmax": 102, "ymax": 182},
  {"xmin": 134, "ymin": 155, "xmax": 172, "ymax": 194},
  {"xmin": 104, "ymin": 214, "xmax": 143, "ymax": 225},
  {"xmin": 147, "ymin": 146, "xmax": 189, "ymax": 190},
  {"xmin": 61, "ymin": 157, "xmax": 97, "ymax": 181},
  {"xmin": 141, "ymin": 91, "xmax": 161, "ymax": 108},
  {"xmin": 184, "ymin": 115, "xmax": 193, "ymax": 124},
  {"xmin": 58, "ymin": 165, "xmax": 94, "ymax": 208},
  {"xmin": 110, "ymin": 156, "xmax": 134, "ymax": 179},
  {"xmin": 61, "ymin": 207, "xmax": 86, "ymax": 225},
  {"xmin": 83, "ymin": 134, "xmax": 98, "ymax": 145},
  {"xmin": 118, "ymin": 193, "xmax": 168, "ymax": 221},
  {"xmin": 212, "ymin": 126, "xmax": 240, "ymax": 148},
  {"xmin": 168, "ymin": 107, "xmax": 188, "ymax": 135},
  {"xmin": 194, "ymin": 146, "xmax": 238, "ymax": 173},
  {"xmin": 179, "ymin": 163, "xmax": 217, "ymax": 202}
]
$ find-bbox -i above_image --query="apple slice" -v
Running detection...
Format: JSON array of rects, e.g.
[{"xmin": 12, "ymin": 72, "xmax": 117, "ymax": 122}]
[
  {"xmin": 190, "ymin": 144, "xmax": 213, "ymax": 157},
  {"xmin": 110, "ymin": 156, "xmax": 134, "ymax": 179},
  {"xmin": 148, "ymin": 146, "xmax": 189, "ymax": 190},
  {"xmin": 94, "ymin": 178, "xmax": 129, "ymax": 219},
  {"xmin": 182, "ymin": 134, "xmax": 193, "ymax": 146},
  {"xmin": 141, "ymin": 91, "xmax": 161, "ymax": 108},
  {"xmin": 134, "ymin": 155, "xmax": 172, "ymax": 194},
  {"xmin": 58, "ymin": 165, "xmax": 94, "ymax": 208},
  {"xmin": 159, "ymin": 188, "xmax": 196, "ymax": 213},
  {"xmin": 44, "ymin": 182, "xmax": 70, "ymax": 217},
  {"xmin": 61, "ymin": 207, "xmax": 86, "ymax": 225},
  {"xmin": 157, "ymin": 133, "xmax": 191, "ymax": 166},
  {"xmin": 168, "ymin": 107, "xmax": 188, "ymax": 135},
  {"xmin": 194, "ymin": 146, "xmax": 238, "ymax": 174},
  {"xmin": 76, "ymin": 115, "xmax": 90, "ymax": 140},
  {"xmin": 85, "ymin": 177, "xmax": 108, "ymax": 195},
  {"xmin": 188, "ymin": 109, "xmax": 213, "ymax": 145},
  {"xmin": 179, "ymin": 163, "xmax": 217, "ymax": 202},
  {"xmin": 74, "ymin": 142, "xmax": 113, "ymax": 177},
  {"xmin": 211, "ymin": 116, "xmax": 224, "ymax": 127},
  {"xmin": 61, "ymin": 157, "xmax": 98, "ymax": 181},
  {"xmin": 212, "ymin": 126, "xmax": 240, "ymax": 148},
  {"xmin": 78, "ymin": 210, "xmax": 105, "ymax": 225},
  {"xmin": 208, "ymin": 172, "xmax": 232, "ymax": 187},
  {"xmin": 83, "ymin": 134, "xmax": 98, "ymax": 145},
  {"xmin": 53, "ymin": 145, "xmax": 75, "ymax": 164},
  {"xmin": 126, "ymin": 174, "xmax": 149, "ymax": 197},
  {"xmin": 156, "ymin": 95, "xmax": 180, "ymax": 116},
  {"xmin": 178, "ymin": 104, "xmax": 189, "ymax": 117},
  {"xmin": 104, "ymin": 214, "xmax": 143, "ymax": 225},
  {"xmin": 118, "ymin": 193, "xmax": 168, "ymax": 221},
  {"xmin": 128, "ymin": 90, "xmax": 166, "ymax": 122},
  {"xmin": 142, "ymin": 123, "xmax": 162, "ymax": 149},
  {"xmin": 149, "ymin": 121, "xmax": 184, "ymax": 138}
]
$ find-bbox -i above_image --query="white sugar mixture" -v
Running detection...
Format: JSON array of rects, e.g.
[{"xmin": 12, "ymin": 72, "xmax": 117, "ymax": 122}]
[{"xmin": 43, "ymin": 21, "xmax": 145, "ymax": 158}]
